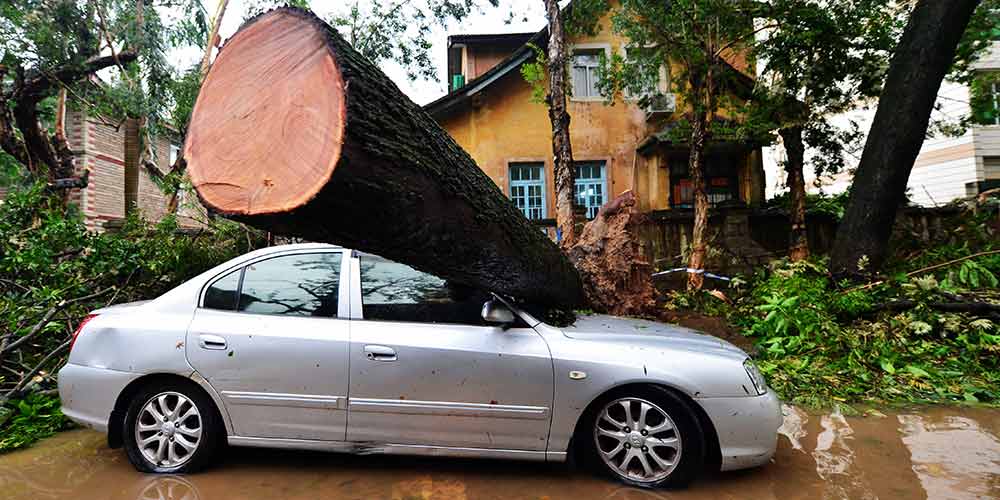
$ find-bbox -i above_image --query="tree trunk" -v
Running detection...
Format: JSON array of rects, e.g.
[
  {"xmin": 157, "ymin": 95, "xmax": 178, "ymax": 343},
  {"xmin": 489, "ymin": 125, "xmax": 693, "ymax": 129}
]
[
  {"xmin": 829, "ymin": 0, "xmax": 980, "ymax": 280},
  {"xmin": 780, "ymin": 126, "xmax": 809, "ymax": 262},
  {"xmin": 543, "ymin": 0, "xmax": 578, "ymax": 247},
  {"xmin": 184, "ymin": 7, "xmax": 584, "ymax": 308},
  {"xmin": 687, "ymin": 114, "xmax": 709, "ymax": 290}
]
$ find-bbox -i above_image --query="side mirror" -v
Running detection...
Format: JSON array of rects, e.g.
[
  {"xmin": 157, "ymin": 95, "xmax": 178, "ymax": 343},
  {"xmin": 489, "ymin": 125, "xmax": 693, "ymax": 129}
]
[{"xmin": 481, "ymin": 299, "xmax": 515, "ymax": 327}]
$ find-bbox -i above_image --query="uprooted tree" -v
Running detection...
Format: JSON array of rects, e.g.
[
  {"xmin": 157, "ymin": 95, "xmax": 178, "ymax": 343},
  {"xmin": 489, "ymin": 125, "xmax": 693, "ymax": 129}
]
[{"xmin": 184, "ymin": 7, "xmax": 584, "ymax": 309}]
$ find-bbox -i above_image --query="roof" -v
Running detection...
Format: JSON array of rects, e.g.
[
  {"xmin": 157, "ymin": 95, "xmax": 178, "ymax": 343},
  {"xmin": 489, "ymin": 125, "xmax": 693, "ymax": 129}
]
[
  {"xmin": 426, "ymin": 29, "xmax": 548, "ymax": 118},
  {"xmin": 448, "ymin": 32, "xmax": 536, "ymax": 46}
]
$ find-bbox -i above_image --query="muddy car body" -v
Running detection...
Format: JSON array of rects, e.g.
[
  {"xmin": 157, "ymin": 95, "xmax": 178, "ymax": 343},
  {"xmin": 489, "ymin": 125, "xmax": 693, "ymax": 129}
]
[{"xmin": 59, "ymin": 243, "xmax": 781, "ymax": 487}]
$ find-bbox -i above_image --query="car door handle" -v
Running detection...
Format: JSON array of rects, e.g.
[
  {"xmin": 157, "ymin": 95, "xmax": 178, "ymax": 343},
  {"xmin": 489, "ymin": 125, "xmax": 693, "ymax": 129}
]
[
  {"xmin": 198, "ymin": 334, "xmax": 228, "ymax": 350},
  {"xmin": 364, "ymin": 345, "xmax": 397, "ymax": 361}
]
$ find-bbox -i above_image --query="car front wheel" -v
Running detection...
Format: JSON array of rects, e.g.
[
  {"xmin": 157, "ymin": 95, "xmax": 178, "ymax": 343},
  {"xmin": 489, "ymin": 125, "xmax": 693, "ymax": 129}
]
[
  {"xmin": 123, "ymin": 382, "xmax": 222, "ymax": 473},
  {"xmin": 588, "ymin": 388, "xmax": 704, "ymax": 488}
]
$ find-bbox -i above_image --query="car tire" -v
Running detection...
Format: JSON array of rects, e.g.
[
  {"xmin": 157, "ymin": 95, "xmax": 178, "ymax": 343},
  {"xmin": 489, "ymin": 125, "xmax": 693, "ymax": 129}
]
[
  {"xmin": 122, "ymin": 381, "xmax": 223, "ymax": 473},
  {"xmin": 582, "ymin": 386, "xmax": 704, "ymax": 488}
]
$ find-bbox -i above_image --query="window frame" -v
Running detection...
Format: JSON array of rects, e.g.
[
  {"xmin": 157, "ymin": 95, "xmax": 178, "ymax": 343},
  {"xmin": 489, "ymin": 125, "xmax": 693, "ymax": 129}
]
[
  {"xmin": 508, "ymin": 162, "xmax": 548, "ymax": 220},
  {"xmin": 573, "ymin": 160, "xmax": 608, "ymax": 219},
  {"xmin": 569, "ymin": 44, "xmax": 612, "ymax": 101},
  {"xmin": 198, "ymin": 250, "xmax": 349, "ymax": 319}
]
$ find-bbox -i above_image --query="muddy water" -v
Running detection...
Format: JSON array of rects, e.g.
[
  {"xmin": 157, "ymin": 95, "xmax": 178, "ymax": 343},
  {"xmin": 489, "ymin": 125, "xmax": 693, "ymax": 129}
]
[{"xmin": 1, "ymin": 406, "xmax": 998, "ymax": 500}]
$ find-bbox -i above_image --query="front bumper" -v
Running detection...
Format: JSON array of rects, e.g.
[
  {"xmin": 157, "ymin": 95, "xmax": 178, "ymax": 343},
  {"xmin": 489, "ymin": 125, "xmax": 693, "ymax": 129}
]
[
  {"xmin": 58, "ymin": 363, "xmax": 142, "ymax": 433},
  {"xmin": 696, "ymin": 388, "xmax": 782, "ymax": 471}
]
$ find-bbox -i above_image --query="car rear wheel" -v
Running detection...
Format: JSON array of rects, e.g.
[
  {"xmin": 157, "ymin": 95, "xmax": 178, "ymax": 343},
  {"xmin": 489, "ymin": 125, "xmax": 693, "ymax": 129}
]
[
  {"xmin": 586, "ymin": 387, "xmax": 704, "ymax": 488},
  {"xmin": 123, "ymin": 382, "xmax": 222, "ymax": 473}
]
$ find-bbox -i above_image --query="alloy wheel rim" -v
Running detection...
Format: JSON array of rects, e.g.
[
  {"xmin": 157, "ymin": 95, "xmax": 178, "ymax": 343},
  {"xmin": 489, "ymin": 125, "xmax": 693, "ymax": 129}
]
[
  {"xmin": 593, "ymin": 397, "xmax": 682, "ymax": 483},
  {"xmin": 135, "ymin": 391, "xmax": 202, "ymax": 468}
]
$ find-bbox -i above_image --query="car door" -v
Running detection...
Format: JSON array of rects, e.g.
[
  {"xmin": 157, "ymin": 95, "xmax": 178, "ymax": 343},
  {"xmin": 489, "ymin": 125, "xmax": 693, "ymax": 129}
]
[
  {"xmin": 186, "ymin": 250, "xmax": 351, "ymax": 441},
  {"xmin": 345, "ymin": 253, "xmax": 555, "ymax": 451}
]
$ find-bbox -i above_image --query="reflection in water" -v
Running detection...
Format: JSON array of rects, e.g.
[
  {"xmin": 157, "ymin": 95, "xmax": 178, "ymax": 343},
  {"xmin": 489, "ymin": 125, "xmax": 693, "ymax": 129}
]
[
  {"xmin": 135, "ymin": 476, "xmax": 200, "ymax": 500},
  {"xmin": 1, "ymin": 407, "xmax": 998, "ymax": 500},
  {"xmin": 778, "ymin": 404, "xmax": 809, "ymax": 452},
  {"xmin": 810, "ymin": 409, "xmax": 877, "ymax": 500},
  {"xmin": 898, "ymin": 414, "xmax": 1000, "ymax": 500}
]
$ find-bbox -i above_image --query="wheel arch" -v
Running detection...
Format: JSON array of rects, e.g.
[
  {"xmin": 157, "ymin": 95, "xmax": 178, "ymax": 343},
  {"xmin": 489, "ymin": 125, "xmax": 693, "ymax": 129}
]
[
  {"xmin": 107, "ymin": 373, "xmax": 228, "ymax": 449},
  {"xmin": 567, "ymin": 382, "xmax": 722, "ymax": 472}
]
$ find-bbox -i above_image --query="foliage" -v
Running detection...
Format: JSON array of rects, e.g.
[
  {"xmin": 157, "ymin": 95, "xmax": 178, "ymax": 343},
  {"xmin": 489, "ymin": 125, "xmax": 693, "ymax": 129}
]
[
  {"xmin": 672, "ymin": 204, "xmax": 1000, "ymax": 408},
  {"xmin": 748, "ymin": 0, "xmax": 899, "ymax": 180},
  {"xmin": 0, "ymin": 0, "xmax": 209, "ymax": 181},
  {"xmin": 0, "ymin": 393, "xmax": 70, "ymax": 451},
  {"xmin": 0, "ymin": 184, "xmax": 265, "ymax": 452},
  {"xmin": 764, "ymin": 191, "xmax": 851, "ymax": 219},
  {"xmin": 520, "ymin": 43, "xmax": 548, "ymax": 104}
]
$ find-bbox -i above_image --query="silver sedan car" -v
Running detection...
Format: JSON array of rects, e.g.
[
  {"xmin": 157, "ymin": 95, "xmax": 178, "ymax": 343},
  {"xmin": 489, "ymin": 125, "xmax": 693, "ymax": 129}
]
[{"xmin": 59, "ymin": 243, "xmax": 780, "ymax": 488}]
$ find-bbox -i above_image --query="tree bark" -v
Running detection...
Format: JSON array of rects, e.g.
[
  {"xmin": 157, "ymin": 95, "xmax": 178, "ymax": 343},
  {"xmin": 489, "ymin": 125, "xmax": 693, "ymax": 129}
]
[
  {"xmin": 829, "ymin": 0, "xmax": 981, "ymax": 280},
  {"xmin": 184, "ymin": 7, "xmax": 584, "ymax": 308},
  {"xmin": 687, "ymin": 114, "xmax": 709, "ymax": 290},
  {"xmin": 543, "ymin": 0, "xmax": 578, "ymax": 248},
  {"xmin": 780, "ymin": 126, "xmax": 809, "ymax": 262}
]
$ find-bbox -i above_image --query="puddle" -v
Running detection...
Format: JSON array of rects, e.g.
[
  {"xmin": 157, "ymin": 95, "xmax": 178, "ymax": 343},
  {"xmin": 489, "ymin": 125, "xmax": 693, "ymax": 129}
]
[{"xmin": 0, "ymin": 406, "xmax": 997, "ymax": 499}]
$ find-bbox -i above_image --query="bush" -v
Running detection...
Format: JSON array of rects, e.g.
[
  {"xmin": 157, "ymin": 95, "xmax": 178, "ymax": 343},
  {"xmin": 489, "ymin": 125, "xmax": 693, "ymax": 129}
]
[
  {"xmin": 733, "ymin": 258, "xmax": 999, "ymax": 408},
  {"xmin": 0, "ymin": 183, "xmax": 265, "ymax": 451}
]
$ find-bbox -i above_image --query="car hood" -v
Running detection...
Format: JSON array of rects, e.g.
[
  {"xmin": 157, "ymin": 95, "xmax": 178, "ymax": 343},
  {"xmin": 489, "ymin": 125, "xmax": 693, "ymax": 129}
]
[{"xmin": 561, "ymin": 314, "xmax": 747, "ymax": 358}]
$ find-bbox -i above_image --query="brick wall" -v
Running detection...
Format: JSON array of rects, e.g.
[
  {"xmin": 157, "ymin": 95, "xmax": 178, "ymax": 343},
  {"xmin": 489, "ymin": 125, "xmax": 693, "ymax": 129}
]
[{"xmin": 64, "ymin": 104, "xmax": 206, "ymax": 230}]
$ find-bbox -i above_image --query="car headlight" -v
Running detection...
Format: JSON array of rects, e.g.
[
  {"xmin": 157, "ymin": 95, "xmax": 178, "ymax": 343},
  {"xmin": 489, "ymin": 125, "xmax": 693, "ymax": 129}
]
[{"xmin": 743, "ymin": 358, "xmax": 768, "ymax": 395}]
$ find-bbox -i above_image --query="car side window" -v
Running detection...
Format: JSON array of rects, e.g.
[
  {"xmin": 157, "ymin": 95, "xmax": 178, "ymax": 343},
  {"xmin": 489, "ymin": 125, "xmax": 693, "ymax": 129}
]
[
  {"xmin": 360, "ymin": 254, "xmax": 489, "ymax": 325},
  {"xmin": 236, "ymin": 253, "xmax": 342, "ymax": 317},
  {"xmin": 203, "ymin": 268, "xmax": 241, "ymax": 311}
]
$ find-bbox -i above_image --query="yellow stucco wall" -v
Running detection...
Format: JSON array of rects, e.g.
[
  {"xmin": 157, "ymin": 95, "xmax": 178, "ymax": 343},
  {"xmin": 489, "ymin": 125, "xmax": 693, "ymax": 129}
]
[{"xmin": 436, "ymin": 11, "xmax": 758, "ymax": 216}]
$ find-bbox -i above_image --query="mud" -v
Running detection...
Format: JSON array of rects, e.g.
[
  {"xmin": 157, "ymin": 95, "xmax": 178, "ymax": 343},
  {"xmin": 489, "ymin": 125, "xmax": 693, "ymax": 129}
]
[{"xmin": 1, "ymin": 405, "xmax": 997, "ymax": 500}]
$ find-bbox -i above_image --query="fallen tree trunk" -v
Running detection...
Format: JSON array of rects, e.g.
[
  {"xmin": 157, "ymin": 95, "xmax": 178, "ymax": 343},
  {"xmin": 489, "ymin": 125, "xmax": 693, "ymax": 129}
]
[{"xmin": 183, "ymin": 7, "xmax": 583, "ymax": 308}]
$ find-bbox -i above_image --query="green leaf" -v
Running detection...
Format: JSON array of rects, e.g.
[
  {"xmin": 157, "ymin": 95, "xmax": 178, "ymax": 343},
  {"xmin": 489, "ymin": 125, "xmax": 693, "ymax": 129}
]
[
  {"xmin": 880, "ymin": 359, "xmax": 896, "ymax": 374},
  {"xmin": 904, "ymin": 365, "xmax": 931, "ymax": 378}
]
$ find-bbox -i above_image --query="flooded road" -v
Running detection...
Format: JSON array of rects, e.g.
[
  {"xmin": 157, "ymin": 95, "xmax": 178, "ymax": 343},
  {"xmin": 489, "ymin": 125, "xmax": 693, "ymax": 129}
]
[{"xmin": 1, "ymin": 406, "xmax": 998, "ymax": 500}]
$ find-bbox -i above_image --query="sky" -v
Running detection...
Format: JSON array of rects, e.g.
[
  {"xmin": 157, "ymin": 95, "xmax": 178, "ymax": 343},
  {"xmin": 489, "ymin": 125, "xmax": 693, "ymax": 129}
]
[{"xmin": 168, "ymin": 0, "xmax": 548, "ymax": 105}]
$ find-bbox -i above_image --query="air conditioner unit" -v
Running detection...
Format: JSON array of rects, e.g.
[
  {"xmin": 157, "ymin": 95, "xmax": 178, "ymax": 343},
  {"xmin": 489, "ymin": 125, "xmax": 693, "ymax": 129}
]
[{"xmin": 644, "ymin": 93, "xmax": 676, "ymax": 119}]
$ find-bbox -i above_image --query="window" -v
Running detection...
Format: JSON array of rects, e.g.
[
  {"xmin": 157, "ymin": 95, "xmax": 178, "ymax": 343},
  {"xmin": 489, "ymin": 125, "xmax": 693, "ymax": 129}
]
[
  {"xmin": 574, "ymin": 161, "xmax": 606, "ymax": 219},
  {"xmin": 509, "ymin": 163, "xmax": 546, "ymax": 219},
  {"xmin": 571, "ymin": 49, "xmax": 603, "ymax": 98},
  {"xmin": 669, "ymin": 153, "xmax": 740, "ymax": 208},
  {"xmin": 203, "ymin": 268, "xmax": 241, "ymax": 311},
  {"xmin": 360, "ymin": 254, "xmax": 489, "ymax": 325},
  {"xmin": 624, "ymin": 47, "xmax": 665, "ymax": 99},
  {"xmin": 237, "ymin": 253, "xmax": 342, "ymax": 317}
]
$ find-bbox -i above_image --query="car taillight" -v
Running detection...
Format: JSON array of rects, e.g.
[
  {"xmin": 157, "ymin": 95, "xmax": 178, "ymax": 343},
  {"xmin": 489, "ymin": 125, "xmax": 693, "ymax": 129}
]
[{"xmin": 70, "ymin": 314, "xmax": 98, "ymax": 352}]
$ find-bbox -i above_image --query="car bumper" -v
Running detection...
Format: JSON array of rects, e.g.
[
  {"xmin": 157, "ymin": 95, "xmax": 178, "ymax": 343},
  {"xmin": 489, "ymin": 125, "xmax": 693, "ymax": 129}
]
[
  {"xmin": 58, "ymin": 363, "xmax": 142, "ymax": 433},
  {"xmin": 696, "ymin": 388, "xmax": 782, "ymax": 471}
]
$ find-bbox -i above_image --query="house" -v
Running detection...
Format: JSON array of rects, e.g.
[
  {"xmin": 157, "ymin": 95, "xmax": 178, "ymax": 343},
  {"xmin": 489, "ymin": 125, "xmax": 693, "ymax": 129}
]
[
  {"xmin": 424, "ymin": 7, "xmax": 767, "ymax": 233},
  {"xmin": 792, "ymin": 42, "xmax": 1000, "ymax": 206},
  {"xmin": 61, "ymin": 105, "xmax": 204, "ymax": 230}
]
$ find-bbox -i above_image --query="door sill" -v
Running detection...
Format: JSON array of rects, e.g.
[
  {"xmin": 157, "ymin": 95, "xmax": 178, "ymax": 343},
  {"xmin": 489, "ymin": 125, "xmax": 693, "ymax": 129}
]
[{"xmin": 228, "ymin": 436, "xmax": 559, "ymax": 461}]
